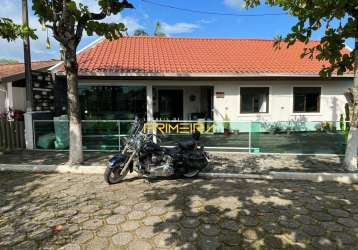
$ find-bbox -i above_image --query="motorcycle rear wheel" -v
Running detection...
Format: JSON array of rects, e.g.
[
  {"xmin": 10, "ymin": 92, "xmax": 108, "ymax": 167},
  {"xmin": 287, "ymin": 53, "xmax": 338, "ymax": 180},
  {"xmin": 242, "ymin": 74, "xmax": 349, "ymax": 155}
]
[
  {"xmin": 183, "ymin": 169, "xmax": 200, "ymax": 178},
  {"xmin": 104, "ymin": 164, "xmax": 129, "ymax": 185}
]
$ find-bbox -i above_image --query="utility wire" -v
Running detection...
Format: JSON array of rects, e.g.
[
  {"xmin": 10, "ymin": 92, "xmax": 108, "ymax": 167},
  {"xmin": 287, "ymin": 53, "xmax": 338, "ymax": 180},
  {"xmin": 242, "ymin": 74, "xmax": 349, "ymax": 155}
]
[{"xmin": 141, "ymin": 0, "xmax": 287, "ymax": 17}]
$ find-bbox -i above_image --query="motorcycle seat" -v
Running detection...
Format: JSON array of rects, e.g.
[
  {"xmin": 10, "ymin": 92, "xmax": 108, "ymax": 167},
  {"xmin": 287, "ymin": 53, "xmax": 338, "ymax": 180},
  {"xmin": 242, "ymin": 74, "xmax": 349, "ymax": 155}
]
[
  {"xmin": 178, "ymin": 140, "xmax": 196, "ymax": 150},
  {"xmin": 164, "ymin": 147, "xmax": 180, "ymax": 156}
]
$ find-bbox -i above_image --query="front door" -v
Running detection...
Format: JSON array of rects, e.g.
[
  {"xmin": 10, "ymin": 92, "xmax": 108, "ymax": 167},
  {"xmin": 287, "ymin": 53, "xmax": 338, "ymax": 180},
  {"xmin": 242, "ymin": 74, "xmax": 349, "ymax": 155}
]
[{"xmin": 158, "ymin": 89, "xmax": 183, "ymax": 120}]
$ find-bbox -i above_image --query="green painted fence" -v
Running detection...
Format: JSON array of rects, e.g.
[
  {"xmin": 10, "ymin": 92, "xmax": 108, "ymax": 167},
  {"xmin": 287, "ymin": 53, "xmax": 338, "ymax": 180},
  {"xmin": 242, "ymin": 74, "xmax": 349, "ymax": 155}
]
[{"xmin": 32, "ymin": 119, "xmax": 348, "ymax": 155}]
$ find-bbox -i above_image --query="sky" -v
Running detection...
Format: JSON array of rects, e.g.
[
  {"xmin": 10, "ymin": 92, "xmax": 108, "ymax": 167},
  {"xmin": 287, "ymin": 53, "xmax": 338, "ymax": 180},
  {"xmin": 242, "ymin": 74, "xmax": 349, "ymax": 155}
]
[{"xmin": 0, "ymin": 0, "xmax": 354, "ymax": 62}]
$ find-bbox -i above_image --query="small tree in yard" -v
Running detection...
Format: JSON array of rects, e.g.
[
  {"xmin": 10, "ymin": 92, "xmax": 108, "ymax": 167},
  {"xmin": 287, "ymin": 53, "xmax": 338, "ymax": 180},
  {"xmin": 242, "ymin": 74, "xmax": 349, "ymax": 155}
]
[
  {"xmin": 31, "ymin": 0, "xmax": 133, "ymax": 164},
  {"xmin": 245, "ymin": 0, "xmax": 358, "ymax": 171}
]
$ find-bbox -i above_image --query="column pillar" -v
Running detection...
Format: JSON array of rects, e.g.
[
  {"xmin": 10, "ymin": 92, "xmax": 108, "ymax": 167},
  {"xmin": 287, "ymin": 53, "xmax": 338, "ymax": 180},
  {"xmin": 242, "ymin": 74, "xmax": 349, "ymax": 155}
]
[
  {"xmin": 6, "ymin": 82, "xmax": 13, "ymax": 112},
  {"xmin": 24, "ymin": 112, "xmax": 34, "ymax": 149},
  {"xmin": 146, "ymin": 84, "xmax": 153, "ymax": 121}
]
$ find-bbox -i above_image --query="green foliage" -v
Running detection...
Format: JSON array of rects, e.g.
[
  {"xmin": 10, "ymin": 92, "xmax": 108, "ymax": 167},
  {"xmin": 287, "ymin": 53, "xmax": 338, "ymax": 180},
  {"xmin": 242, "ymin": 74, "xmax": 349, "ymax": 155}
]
[
  {"xmin": 154, "ymin": 21, "xmax": 166, "ymax": 37},
  {"xmin": 32, "ymin": 0, "xmax": 134, "ymax": 49},
  {"xmin": 0, "ymin": 58, "xmax": 19, "ymax": 64},
  {"xmin": 133, "ymin": 29, "xmax": 149, "ymax": 36},
  {"xmin": 86, "ymin": 21, "xmax": 126, "ymax": 40},
  {"xmin": 244, "ymin": 0, "xmax": 358, "ymax": 77},
  {"xmin": 344, "ymin": 103, "xmax": 351, "ymax": 141},
  {"xmin": 340, "ymin": 114, "xmax": 344, "ymax": 130},
  {"xmin": 0, "ymin": 18, "xmax": 37, "ymax": 41}
]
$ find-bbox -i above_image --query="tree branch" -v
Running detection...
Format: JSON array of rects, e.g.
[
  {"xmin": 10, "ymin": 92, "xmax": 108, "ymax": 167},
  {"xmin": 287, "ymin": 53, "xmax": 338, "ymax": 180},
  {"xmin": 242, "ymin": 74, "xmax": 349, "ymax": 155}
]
[{"xmin": 89, "ymin": 11, "xmax": 107, "ymax": 21}]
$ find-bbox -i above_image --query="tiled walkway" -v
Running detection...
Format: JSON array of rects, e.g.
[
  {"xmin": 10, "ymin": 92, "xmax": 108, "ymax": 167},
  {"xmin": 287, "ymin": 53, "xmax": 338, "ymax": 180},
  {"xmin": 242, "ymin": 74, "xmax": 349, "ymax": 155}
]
[{"xmin": 1, "ymin": 172, "xmax": 358, "ymax": 249}]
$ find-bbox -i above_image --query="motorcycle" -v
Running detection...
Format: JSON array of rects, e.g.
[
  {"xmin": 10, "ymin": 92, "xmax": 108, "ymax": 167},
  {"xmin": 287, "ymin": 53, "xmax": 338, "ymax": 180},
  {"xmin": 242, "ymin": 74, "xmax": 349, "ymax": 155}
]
[{"xmin": 104, "ymin": 119, "xmax": 209, "ymax": 184}]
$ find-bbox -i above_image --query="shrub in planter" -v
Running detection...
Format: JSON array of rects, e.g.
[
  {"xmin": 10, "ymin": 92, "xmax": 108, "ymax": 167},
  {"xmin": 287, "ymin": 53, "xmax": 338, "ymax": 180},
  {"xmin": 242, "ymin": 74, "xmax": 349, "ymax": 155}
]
[{"xmin": 223, "ymin": 114, "xmax": 230, "ymax": 136}]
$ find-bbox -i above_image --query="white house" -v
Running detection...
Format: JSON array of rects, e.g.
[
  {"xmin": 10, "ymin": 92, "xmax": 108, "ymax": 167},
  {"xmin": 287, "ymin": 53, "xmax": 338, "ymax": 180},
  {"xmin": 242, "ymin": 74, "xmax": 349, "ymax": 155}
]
[{"xmin": 51, "ymin": 37, "xmax": 352, "ymax": 127}]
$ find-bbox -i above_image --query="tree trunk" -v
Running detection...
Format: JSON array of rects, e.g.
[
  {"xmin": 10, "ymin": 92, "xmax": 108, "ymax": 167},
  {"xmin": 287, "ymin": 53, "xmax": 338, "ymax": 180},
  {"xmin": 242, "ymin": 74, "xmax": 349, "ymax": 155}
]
[
  {"xmin": 64, "ymin": 45, "xmax": 83, "ymax": 164},
  {"xmin": 344, "ymin": 34, "xmax": 358, "ymax": 171}
]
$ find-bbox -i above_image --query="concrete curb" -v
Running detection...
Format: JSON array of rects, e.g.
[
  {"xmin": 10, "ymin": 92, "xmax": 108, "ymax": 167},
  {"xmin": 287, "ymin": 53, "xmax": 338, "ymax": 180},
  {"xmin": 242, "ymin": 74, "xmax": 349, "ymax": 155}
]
[
  {"xmin": 0, "ymin": 164, "xmax": 106, "ymax": 174},
  {"xmin": 1, "ymin": 164, "xmax": 358, "ymax": 184},
  {"xmin": 199, "ymin": 172, "xmax": 358, "ymax": 184}
]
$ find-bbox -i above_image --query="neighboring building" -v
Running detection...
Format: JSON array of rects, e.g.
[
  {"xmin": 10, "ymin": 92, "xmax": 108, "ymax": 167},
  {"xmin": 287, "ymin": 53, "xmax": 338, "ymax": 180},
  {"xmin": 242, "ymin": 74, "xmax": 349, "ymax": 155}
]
[
  {"xmin": 51, "ymin": 37, "xmax": 352, "ymax": 127},
  {"xmin": 0, "ymin": 60, "xmax": 59, "ymax": 114}
]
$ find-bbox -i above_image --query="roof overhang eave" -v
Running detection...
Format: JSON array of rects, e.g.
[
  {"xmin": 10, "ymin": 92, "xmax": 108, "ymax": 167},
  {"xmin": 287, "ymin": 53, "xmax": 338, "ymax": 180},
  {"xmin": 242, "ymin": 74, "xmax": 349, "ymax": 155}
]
[{"xmin": 55, "ymin": 71, "xmax": 354, "ymax": 78}]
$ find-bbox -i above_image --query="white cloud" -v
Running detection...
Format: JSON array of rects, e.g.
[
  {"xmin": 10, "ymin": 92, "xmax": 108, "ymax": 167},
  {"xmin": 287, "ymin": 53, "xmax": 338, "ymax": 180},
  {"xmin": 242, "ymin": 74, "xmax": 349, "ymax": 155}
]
[
  {"xmin": 223, "ymin": 0, "xmax": 245, "ymax": 9},
  {"xmin": 105, "ymin": 14, "xmax": 143, "ymax": 34},
  {"xmin": 0, "ymin": 0, "xmax": 143, "ymax": 60},
  {"xmin": 161, "ymin": 22, "xmax": 200, "ymax": 35},
  {"xmin": 0, "ymin": 0, "xmax": 60, "ymax": 61}
]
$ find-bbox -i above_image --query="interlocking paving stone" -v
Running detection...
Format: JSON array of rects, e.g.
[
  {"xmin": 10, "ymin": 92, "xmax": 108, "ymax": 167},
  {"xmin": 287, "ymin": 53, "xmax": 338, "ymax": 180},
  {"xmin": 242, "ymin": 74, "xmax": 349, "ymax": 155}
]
[
  {"xmin": 220, "ymin": 219, "xmax": 240, "ymax": 231},
  {"xmin": 85, "ymin": 237, "xmax": 109, "ymax": 250},
  {"xmin": 96, "ymin": 225, "xmax": 117, "ymax": 237},
  {"xmin": 143, "ymin": 215, "xmax": 163, "ymax": 226},
  {"xmin": 112, "ymin": 232, "xmax": 133, "ymax": 246},
  {"xmin": 302, "ymin": 224, "xmax": 326, "ymax": 237},
  {"xmin": 133, "ymin": 202, "xmax": 152, "ymax": 211},
  {"xmin": 120, "ymin": 220, "xmax": 140, "ymax": 231},
  {"xmin": 321, "ymin": 221, "xmax": 344, "ymax": 232},
  {"xmin": 242, "ymin": 228, "xmax": 259, "ymax": 241},
  {"xmin": 11, "ymin": 240, "xmax": 37, "ymax": 250},
  {"xmin": 113, "ymin": 205, "xmax": 131, "ymax": 215},
  {"xmin": 106, "ymin": 214, "xmax": 125, "ymax": 225},
  {"xmin": 327, "ymin": 208, "xmax": 350, "ymax": 218},
  {"xmin": 59, "ymin": 243, "xmax": 81, "ymax": 250},
  {"xmin": 128, "ymin": 240, "xmax": 153, "ymax": 250},
  {"xmin": 135, "ymin": 226, "xmax": 157, "ymax": 239},
  {"xmin": 147, "ymin": 206, "xmax": 167, "ymax": 216},
  {"xmin": 73, "ymin": 230, "xmax": 94, "ymax": 244},
  {"xmin": 180, "ymin": 217, "xmax": 200, "ymax": 228},
  {"xmin": 220, "ymin": 231, "xmax": 241, "ymax": 246},
  {"xmin": 2, "ymin": 172, "xmax": 358, "ymax": 249},
  {"xmin": 240, "ymin": 216, "xmax": 259, "ymax": 226},
  {"xmin": 337, "ymin": 218, "xmax": 358, "ymax": 228},
  {"xmin": 82, "ymin": 219, "xmax": 103, "ymax": 230},
  {"xmin": 199, "ymin": 224, "xmax": 220, "ymax": 236},
  {"xmin": 127, "ymin": 210, "xmax": 146, "ymax": 220},
  {"xmin": 153, "ymin": 232, "xmax": 178, "ymax": 248},
  {"xmin": 180, "ymin": 228, "xmax": 199, "ymax": 242}
]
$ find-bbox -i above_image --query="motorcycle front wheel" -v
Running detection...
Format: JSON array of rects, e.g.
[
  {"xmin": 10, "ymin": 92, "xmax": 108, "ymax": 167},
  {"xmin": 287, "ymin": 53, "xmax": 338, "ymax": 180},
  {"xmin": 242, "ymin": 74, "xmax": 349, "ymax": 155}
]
[{"xmin": 104, "ymin": 163, "xmax": 129, "ymax": 185}]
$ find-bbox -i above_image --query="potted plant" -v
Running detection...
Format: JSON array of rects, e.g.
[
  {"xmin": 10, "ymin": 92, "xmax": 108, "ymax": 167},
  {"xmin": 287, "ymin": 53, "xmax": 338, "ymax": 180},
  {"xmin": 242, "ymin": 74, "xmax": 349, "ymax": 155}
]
[{"xmin": 223, "ymin": 114, "xmax": 230, "ymax": 136}]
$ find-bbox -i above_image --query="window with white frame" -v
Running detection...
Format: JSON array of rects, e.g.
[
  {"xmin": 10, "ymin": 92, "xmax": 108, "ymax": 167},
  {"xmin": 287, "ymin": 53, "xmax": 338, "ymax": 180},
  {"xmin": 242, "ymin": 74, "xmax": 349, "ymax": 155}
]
[
  {"xmin": 240, "ymin": 87, "xmax": 269, "ymax": 113},
  {"xmin": 293, "ymin": 87, "xmax": 321, "ymax": 113}
]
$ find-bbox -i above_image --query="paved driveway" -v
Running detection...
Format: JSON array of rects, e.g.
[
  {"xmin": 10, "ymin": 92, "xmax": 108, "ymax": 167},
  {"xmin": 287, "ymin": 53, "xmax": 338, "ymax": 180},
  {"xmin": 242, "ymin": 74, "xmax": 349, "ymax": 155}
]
[{"xmin": 1, "ymin": 172, "xmax": 358, "ymax": 249}]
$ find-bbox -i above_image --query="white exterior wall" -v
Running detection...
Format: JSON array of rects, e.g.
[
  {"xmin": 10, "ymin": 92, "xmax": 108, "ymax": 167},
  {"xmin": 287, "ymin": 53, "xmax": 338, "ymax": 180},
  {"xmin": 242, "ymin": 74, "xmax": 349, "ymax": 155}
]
[
  {"xmin": 0, "ymin": 83, "xmax": 26, "ymax": 113},
  {"xmin": 79, "ymin": 78, "xmax": 352, "ymax": 123},
  {"xmin": 213, "ymin": 79, "xmax": 352, "ymax": 122},
  {"xmin": 12, "ymin": 87, "xmax": 26, "ymax": 111},
  {"xmin": 0, "ymin": 83, "xmax": 6, "ymax": 113}
]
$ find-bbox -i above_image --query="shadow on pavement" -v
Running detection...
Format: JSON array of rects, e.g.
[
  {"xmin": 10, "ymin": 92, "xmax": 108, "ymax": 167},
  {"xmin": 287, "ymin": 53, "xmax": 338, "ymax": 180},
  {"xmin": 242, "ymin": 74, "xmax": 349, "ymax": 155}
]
[{"xmin": 1, "ymin": 171, "xmax": 358, "ymax": 249}]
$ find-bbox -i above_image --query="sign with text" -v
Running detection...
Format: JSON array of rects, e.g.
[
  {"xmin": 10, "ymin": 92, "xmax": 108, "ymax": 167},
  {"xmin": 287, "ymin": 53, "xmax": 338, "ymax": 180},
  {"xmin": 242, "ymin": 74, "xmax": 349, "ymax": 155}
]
[{"xmin": 144, "ymin": 122, "xmax": 216, "ymax": 134}]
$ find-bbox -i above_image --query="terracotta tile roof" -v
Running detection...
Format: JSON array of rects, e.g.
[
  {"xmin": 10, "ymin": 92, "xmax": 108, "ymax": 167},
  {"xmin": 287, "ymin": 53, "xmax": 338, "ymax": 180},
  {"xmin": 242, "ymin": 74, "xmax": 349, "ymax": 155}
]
[
  {"xmin": 66, "ymin": 37, "xmax": 352, "ymax": 76},
  {"xmin": 0, "ymin": 60, "xmax": 59, "ymax": 82}
]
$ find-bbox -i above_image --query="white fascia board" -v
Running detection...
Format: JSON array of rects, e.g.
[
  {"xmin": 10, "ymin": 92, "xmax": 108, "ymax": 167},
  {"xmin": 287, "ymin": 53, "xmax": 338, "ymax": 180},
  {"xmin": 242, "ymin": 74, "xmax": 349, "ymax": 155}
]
[
  {"xmin": 55, "ymin": 71, "xmax": 354, "ymax": 78},
  {"xmin": 48, "ymin": 37, "xmax": 105, "ymax": 73}
]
